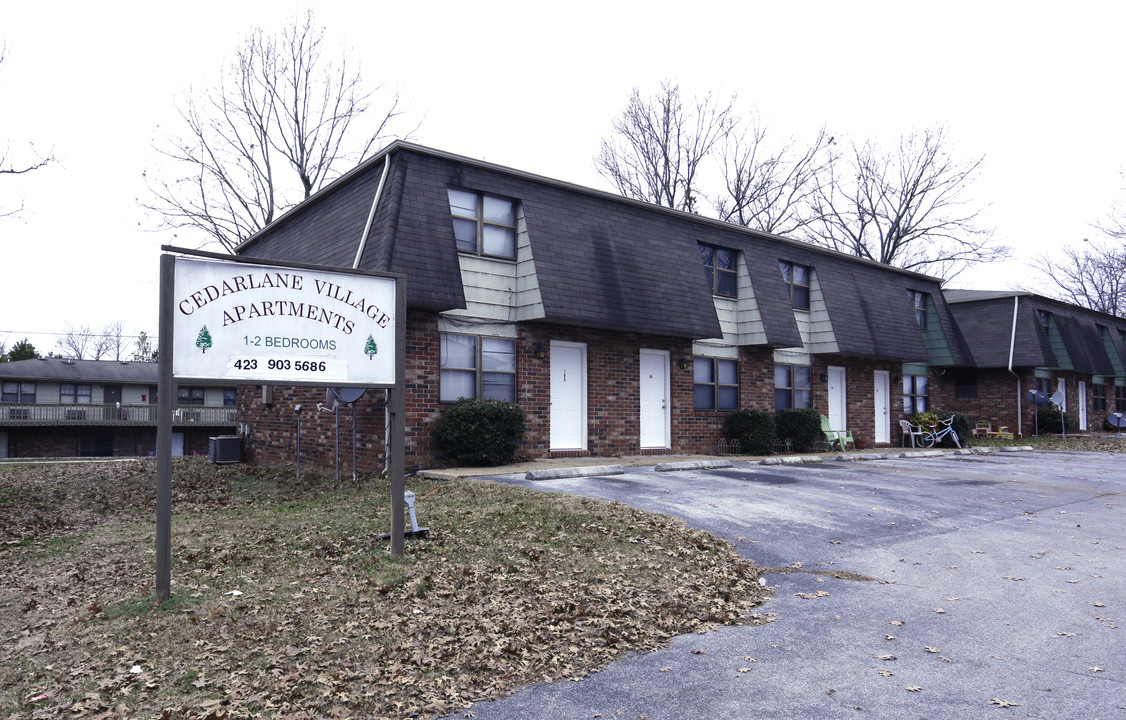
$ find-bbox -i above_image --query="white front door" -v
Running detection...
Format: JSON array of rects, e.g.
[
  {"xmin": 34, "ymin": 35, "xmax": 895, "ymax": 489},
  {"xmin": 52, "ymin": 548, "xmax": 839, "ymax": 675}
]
[
  {"xmin": 550, "ymin": 341, "xmax": 587, "ymax": 450},
  {"xmin": 0, "ymin": 431, "xmax": 8, "ymax": 459},
  {"xmin": 172, "ymin": 432, "xmax": 185, "ymax": 457},
  {"xmin": 828, "ymin": 366, "xmax": 847, "ymax": 432},
  {"xmin": 874, "ymin": 370, "xmax": 891, "ymax": 444},
  {"xmin": 639, "ymin": 350, "xmax": 670, "ymax": 448},
  {"xmin": 1078, "ymin": 380, "xmax": 1088, "ymax": 431}
]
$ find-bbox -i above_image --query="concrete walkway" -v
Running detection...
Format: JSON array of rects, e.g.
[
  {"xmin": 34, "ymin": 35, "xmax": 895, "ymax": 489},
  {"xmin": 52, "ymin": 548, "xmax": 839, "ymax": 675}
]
[{"xmin": 418, "ymin": 445, "xmax": 1033, "ymax": 481}]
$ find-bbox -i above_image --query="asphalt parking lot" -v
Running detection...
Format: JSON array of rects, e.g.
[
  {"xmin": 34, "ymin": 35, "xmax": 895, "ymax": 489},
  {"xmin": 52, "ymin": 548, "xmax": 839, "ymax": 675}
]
[{"xmin": 440, "ymin": 450, "xmax": 1126, "ymax": 720}]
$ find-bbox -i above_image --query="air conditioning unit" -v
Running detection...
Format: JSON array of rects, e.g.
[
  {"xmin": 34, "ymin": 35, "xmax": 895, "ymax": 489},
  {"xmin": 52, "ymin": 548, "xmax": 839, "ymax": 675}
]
[{"xmin": 208, "ymin": 435, "xmax": 242, "ymax": 464}]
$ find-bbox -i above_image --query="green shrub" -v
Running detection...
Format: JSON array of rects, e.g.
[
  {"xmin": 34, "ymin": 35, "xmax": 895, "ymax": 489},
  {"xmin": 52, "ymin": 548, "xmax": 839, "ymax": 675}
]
[
  {"xmin": 1036, "ymin": 406, "xmax": 1079, "ymax": 434},
  {"xmin": 908, "ymin": 411, "xmax": 940, "ymax": 430},
  {"xmin": 434, "ymin": 399, "xmax": 526, "ymax": 466},
  {"xmin": 725, "ymin": 409, "xmax": 774, "ymax": 456},
  {"xmin": 774, "ymin": 408, "xmax": 823, "ymax": 452}
]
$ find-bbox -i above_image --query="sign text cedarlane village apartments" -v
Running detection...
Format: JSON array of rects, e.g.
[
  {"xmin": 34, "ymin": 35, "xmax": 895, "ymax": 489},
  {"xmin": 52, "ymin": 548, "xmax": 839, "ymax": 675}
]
[{"xmin": 171, "ymin": 258, "xmax": 396, "ymax": 386}]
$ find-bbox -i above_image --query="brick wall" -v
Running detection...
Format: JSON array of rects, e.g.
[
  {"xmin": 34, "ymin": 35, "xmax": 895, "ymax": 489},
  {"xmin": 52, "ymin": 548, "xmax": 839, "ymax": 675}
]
[
  {"xmin": 237, "ymin": 310, "xmax": 962, "ymax": 470},
  {"xmin": 932, "ymin": 368, "xmax": 1114, "ymax": 437},
  {"xmin": 1, "ymin": 426, "xmax": 214, "ymax": 458}
]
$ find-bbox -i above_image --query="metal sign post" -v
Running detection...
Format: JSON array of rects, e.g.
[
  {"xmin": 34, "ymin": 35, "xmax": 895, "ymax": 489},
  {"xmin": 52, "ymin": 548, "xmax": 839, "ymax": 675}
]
[
  {"xmin": 389, "ymin": 277, "xmax": 407, "ymax": 558},
  {"xmin": 154, "ymin": 246, "xmax": 407, "ymax": 599},
  {"xmin": 155, "ymin": 254, "xmax": 176, "ymax": 602}
]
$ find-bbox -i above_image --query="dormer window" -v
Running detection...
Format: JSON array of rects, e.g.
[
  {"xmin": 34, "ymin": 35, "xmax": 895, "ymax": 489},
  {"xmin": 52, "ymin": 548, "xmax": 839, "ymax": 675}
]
[
  {"xmin": 699, "ymin": 243, "xmax": 737, "ymax": 297},
  {"xmin": 908, "ymin": 291, "xmax": 928, "ymax": 331},
  {"xmin": 779, "ymin": 261, "xmax": 810, "ymax": 310},
  {"xmin": 1037, "ymin": 310, "xmax": 1052, "ymax": 333},
  {"xmin": 447, "ymin": 189, "xmax": 516, "ymax": 259}
]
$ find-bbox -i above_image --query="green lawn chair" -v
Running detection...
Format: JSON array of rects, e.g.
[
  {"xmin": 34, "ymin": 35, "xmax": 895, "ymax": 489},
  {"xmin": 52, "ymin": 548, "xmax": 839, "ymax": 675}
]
[{"xmin": 820, "ymin": 414, "xmax": 856, "ymax": 450}]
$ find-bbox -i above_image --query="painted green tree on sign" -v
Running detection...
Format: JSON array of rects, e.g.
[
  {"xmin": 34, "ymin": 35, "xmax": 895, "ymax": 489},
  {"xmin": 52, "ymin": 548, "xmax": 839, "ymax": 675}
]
[
  {"xmin": 196, "ymin": 325, "xmax": 213, "ymax": 354},
  {"xmin": 364, "ymin": 334, "xmax": 378, "ymax": 359}
]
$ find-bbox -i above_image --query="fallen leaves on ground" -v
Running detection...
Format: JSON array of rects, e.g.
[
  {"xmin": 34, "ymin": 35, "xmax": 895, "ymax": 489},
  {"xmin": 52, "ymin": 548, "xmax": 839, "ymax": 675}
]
[
  {"xmin": 0, "ymin": 459, "xmax": 769, "ymax": 719},
  {"xmin": 988, "ymin": 698, "xmax": 1019, "ymax": 707}
]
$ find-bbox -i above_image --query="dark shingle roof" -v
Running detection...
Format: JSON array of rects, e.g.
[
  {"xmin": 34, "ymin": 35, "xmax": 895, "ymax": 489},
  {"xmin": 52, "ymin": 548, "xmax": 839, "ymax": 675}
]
[
  {"xmin": 0, "ymin": 358, "xmax": 160, "ymax": 383},
  {"xmin": 235, "ymin": 141, "xmax": 973, "ymax": 350},
  {"xmin": 945, "ymin": 291, "xmax": 1126, "ymax": 372}
]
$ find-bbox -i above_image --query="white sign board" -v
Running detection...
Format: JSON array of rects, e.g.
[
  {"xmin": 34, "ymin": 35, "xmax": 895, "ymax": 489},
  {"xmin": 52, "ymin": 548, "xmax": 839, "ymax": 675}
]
[{"xmin": 172, "ymin": 257, "xmax": 396, "ymax": 386}]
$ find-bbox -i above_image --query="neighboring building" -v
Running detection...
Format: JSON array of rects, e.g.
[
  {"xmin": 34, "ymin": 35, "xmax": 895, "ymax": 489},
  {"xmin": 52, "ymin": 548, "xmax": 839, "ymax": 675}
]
[
  {"xmin": 940, "ymin": 290, "xmax": 1126, "ymax": 436},
  {"xmin": 0, "ymin": 357, "xmax": 237, "ymax": 459},
  {"xmin": 232, "ymin": 142, "xmax": 977, "ymax": 471}
]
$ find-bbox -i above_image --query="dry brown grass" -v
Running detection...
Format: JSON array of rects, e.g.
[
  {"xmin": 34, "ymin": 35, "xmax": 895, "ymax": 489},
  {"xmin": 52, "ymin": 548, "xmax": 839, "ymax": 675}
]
[{"xmin": 0, "ymin": 459, "xmax": 768, "ymax": 719}]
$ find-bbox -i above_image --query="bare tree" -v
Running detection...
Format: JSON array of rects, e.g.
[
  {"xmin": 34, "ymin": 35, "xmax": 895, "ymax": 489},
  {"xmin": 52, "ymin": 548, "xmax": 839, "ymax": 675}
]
[
  {"xmin": 1038, "ymin": 239, "xmax": 1126, "ymax": 318},
  {"xmin": 144, "ymin": 10, "xmax": 412, "ymax": 251},
  {"xmin": 596, "ymin": 80, "xmax": 735, "ymax": 213},
  {"xmin": 56, "ymin": 323, "xmax": 94, "ymax": 360},
  {"xmin": 713, "ymin": 119, "xmax": 832, "ymax": 236},
  {"xmin": 803, "ymin": 126, "xmax": 1005, "ymax": 281},
  {"xmin": 95, "ymin": 321, "xmax": 128, "ymax": 361},
  {"xmin": 1, "ymin": 46, "xmax": 56, "ymax": 219}
]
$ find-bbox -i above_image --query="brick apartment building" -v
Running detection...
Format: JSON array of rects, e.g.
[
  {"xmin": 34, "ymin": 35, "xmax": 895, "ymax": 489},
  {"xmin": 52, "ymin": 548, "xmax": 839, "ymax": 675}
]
[
  {"xmin": 7, "ymin": 144, "xmax": 1125, "ymax": 466},
  {"xmin": 233, "ymin": 142, "xmax": 989, "ymax": 472}
]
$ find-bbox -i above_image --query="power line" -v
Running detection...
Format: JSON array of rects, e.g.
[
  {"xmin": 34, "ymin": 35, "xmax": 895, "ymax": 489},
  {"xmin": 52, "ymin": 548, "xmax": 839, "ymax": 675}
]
[{"xmin": 0, "ymin": 329, "xmax": 152, "ymax": 340}]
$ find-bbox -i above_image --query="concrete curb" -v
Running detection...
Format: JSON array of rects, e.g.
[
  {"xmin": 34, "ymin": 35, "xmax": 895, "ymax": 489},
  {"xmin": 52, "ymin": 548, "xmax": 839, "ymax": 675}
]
[
  {"xmin": 525, "ymin": 465, "xmax": 625, "ymax": 481},
  {"xmin": 418, "ymin": 446, "xmax": 1042, "ymax": 481},
  {"xmin": 833, "ymin": 452, "xmax": 894, "ymax": 462},
  {"xmin": 654, "ymin": 460, "xmax": 732, "ymax": 472},
  {"xmin": 759, "ymin": 455, "xmax": 823, "ymax": 466}
]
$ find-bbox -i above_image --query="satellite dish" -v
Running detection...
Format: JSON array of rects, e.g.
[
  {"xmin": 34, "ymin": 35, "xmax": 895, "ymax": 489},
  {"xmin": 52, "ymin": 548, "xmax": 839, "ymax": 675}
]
[
  {"xmin": 1050, "ymin": 391, "xmax": 1065, "ymax": 407},
  {"xmin": 323, "ymin": 389, "xmax": 340, "ymax": 411},
  {"xmin": 334, "ymin": 387, "xmax": 367, "ymax": 404},
  {"xmin": 1108, "ymin": 413, "xmax": 1126, "ymax": 428}
]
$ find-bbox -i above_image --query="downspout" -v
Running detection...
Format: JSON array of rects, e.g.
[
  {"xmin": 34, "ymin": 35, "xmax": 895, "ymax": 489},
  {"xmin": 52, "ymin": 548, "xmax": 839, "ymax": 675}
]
[
  {"xmin": 350, "ymin": 153, "xmax": 392, "ymax": 472},
  {"xmin": 1007, "ymin": 295, "xmax": 1022, "ymax": 437},
  {"xmin": 353, "ymin": 153, "xmax": 391, "ymax": 270}
]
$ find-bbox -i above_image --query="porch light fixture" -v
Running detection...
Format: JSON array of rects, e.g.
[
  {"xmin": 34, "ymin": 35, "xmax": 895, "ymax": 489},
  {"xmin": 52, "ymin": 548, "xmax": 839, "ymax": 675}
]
[
  {"xmin": 534, "ymin": 345, "xmax": 547, "ymax": 360},
  {"xmin": 678, "ymin": 358, "xmax": 691, "ymax": 371}
]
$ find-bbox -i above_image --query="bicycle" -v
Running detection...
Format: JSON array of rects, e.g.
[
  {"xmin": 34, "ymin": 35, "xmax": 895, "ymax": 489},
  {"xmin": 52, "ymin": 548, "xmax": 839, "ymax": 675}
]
[{"xmin": 921, "ymin": 416, "xmax": 961, "ymax": 449}]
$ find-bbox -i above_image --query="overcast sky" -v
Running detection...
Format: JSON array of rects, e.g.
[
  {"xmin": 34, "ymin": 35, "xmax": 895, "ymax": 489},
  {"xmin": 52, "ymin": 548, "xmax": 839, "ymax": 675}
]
[{"xmin": 3, "ymin": 1, "xmax": 1125, "ymax": 355}]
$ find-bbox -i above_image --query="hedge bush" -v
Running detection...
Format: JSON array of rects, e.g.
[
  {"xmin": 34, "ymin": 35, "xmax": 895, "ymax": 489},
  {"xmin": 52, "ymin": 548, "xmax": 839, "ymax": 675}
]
[
  {"xmin": 774, "ymin": 408, "xmax": 823, "ymax": 452},
  {"xmin": 434, "ymin": 398, "xmax": 526, "ymax": 466},
  {"xmin": 725, "ymin": 409, "xmax": 774, "ymax": 456},
  {"xmin": 1036, "ymin": 406, "xmax": 1078, "ymax": 434}
]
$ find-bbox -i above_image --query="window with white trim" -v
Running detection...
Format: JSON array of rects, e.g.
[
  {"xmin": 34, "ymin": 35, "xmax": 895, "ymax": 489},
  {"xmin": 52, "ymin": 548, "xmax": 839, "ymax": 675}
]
[
  {"xmin": 447, "ymin": 189, "xmax": 517, "ymax": 259},
  {"xmin": 440, "ymin": 334, "xmax": 516, "ymax": 403}
]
